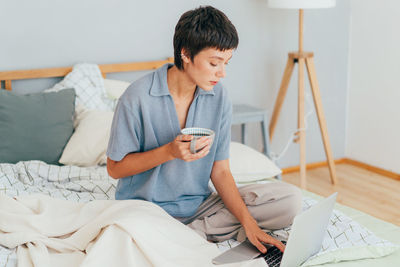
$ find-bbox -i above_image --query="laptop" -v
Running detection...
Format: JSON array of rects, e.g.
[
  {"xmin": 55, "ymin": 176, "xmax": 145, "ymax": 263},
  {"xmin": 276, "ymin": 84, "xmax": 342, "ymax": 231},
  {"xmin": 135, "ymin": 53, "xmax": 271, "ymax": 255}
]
[{"xmin": 212, "ymin": 192, "xmax": 337, "ymax": 267}]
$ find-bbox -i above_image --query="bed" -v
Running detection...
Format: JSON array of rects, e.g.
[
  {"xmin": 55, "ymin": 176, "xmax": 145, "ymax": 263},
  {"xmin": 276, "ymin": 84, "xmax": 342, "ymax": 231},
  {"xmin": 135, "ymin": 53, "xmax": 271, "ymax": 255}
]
[{"xmin": 0, "ymin": 59, "xmax": 399, "ymax": 267}]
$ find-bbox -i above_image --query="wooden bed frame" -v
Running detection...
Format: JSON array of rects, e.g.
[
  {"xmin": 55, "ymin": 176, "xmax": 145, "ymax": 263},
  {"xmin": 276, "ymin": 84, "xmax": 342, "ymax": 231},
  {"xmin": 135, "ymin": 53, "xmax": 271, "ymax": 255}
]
[{"xmin": 0, "ymin": 57, "xmax": 174, "ymax": 91}]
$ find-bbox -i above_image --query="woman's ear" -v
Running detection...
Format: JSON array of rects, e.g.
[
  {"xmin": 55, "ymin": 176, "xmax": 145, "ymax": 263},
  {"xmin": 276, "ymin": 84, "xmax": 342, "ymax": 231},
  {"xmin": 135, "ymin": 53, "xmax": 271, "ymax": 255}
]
[{"xmin": 180, "ymin": 49, "xmax": 190, "ymax": 64}]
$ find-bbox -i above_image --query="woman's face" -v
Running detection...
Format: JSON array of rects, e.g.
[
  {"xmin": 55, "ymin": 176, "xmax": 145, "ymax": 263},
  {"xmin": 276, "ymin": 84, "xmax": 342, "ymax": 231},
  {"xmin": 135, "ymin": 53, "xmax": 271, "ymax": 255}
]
[{"xmin": 182, "ymin": 47, "xmax": 233, "ymax": 91}]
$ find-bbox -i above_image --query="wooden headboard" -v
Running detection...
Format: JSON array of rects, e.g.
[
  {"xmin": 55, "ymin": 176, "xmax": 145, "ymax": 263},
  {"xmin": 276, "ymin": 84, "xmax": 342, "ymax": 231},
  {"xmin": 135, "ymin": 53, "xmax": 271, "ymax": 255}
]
[{"xmin": 0, "ymin": 57, "xmax": 174, "ymax": 91}]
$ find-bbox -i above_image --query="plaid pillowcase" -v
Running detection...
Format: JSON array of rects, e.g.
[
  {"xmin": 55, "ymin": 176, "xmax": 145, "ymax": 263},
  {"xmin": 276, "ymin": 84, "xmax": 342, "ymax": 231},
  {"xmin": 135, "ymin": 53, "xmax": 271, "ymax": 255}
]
[{"xmin": 46, "ymin": 63, "xmax": 115, "ymax": 112}]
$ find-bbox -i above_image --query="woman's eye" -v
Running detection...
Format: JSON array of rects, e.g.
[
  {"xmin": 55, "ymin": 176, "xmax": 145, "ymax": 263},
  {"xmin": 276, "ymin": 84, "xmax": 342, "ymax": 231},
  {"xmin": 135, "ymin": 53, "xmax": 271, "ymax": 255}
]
[{"xmin": 210, "ymin": 63, "xmax": 217, "ymax": 67}]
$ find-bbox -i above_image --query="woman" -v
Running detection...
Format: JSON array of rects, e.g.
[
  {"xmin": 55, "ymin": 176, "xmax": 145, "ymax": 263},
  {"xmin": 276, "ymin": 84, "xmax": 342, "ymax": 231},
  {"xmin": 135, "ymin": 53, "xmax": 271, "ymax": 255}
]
[{"xmin": 107, "ymin": 5, "xmax": 302, "ymax": 254}]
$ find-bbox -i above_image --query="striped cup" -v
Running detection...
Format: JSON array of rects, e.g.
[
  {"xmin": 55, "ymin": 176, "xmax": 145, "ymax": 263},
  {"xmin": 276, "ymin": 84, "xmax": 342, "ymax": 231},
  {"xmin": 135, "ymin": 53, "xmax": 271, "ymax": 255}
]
[{"xmin": 181, "ymin": 127, "xmax": 215, "ymax": 154}]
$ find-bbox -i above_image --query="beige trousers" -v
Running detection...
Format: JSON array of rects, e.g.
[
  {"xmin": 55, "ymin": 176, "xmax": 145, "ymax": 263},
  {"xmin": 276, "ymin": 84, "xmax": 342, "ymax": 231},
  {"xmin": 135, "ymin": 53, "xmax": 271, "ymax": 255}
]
[{"xmin": 176, "ymin": 182, "xmax": 302, "ymax": 243}]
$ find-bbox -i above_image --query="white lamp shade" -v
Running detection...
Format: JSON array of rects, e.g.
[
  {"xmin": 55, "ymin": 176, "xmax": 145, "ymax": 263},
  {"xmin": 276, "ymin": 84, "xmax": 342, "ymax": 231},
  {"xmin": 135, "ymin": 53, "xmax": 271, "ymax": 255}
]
[{"xmin": 267, "ymin": 0, "xmax": 336, "ymax": 9}]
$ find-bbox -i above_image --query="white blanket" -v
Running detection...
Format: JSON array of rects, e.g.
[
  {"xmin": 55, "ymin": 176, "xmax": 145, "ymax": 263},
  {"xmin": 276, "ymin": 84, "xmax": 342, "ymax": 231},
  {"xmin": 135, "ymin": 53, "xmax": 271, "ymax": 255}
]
[{"xmin": 0, "ymin": 194, "xmax": 266, "ymax": 267}]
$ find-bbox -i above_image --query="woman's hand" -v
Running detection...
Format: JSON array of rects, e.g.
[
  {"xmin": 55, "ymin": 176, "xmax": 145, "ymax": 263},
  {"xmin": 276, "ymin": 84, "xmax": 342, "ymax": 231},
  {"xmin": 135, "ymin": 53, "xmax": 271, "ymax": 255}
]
[
  {"xmin": 243, "ymin": 217, "xmax": 286, "ymax": 254},
  {"xmin": 167, "ymin": 135, "xmax": 211, "ymax": 162}
]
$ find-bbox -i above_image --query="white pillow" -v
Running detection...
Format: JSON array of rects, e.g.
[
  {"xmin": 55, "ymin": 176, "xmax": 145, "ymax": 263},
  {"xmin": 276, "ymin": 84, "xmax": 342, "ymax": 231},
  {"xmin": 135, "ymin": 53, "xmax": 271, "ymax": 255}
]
[
  {"xmin": 59, "ymin": 110, "xmax": 113, "ymax": 167},
  {"xmin": 229, "ymin": 142, "xmax": 281, "ymax": 183},
  {"xmin": 60, "ymin": 110, "xmax": 282, "ymax": 178},
  {"xmin": 302, "ymin": 197, "xmax": 399, "ymax": 266},
  {"xmin": 46, "ymin": 63, "xmax": 115, "ymax": 113},
  {"xmin": 104, "ymin": 79, "xmax": 131, "ymax": 100}
]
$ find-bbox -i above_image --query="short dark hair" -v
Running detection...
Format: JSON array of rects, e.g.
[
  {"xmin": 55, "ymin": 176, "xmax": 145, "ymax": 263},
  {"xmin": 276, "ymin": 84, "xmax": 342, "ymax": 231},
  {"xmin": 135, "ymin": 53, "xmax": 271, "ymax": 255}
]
[{"xmin": 173, "ymin": 6, "xmax": 239, "ymax": 70}]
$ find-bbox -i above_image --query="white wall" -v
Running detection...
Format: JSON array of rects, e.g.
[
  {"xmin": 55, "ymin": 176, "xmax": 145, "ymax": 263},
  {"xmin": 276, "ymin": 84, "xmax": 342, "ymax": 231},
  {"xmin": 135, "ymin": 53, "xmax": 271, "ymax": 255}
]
[
  {"xmin": 346, "ymin": 0, "xmax": 400, "ymax": 173},
  {"xmin": 0, "ymin": 0, "xmax": 351, "ymax": 168}
]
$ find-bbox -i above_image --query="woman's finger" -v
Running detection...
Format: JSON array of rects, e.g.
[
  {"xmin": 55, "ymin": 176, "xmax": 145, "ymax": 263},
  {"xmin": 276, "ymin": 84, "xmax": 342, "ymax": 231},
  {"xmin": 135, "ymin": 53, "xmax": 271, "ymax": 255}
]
[
  {"xmin": 177, "ymin": 134, "xmax": 193, "ymax": 142},
  {"xmin": 196, "ymin": 144, "xmax": 210, "ymax": 157},
  {"xmin": 195, "ymin": 138, "xmax": 211, "ymax": 151},
  {"xmin": 182, "ymin": 142, "xmax": 210, "ymax": 161},
  {"xmin": 268, "ymin": 236, "xmax": 285, "ymax": 252},
  {"xmin": 196, "ymin": 142, "xmax": 210, "ymax": 153},
  {"xmin": 250, "ymin": 237, "xmax": 267, "ymax": 254},
  {"xmin": 260, "ymin": 234, "xmax": 285, "ymax": 253},
  {"xmin": 275, "ymin": 241, "xmax": 285, "ymax": 253}
]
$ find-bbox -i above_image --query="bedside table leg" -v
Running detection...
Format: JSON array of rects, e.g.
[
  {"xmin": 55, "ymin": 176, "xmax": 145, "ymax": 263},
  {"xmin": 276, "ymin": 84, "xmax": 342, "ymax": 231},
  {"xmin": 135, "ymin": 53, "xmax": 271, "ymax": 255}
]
[
  {"xmin": 241, "ymin": 124, "xmax": 247, "ymax": 145},
  {"xmin": 261, "ymin": 114, "xmax": 270, "ymax": 157}
]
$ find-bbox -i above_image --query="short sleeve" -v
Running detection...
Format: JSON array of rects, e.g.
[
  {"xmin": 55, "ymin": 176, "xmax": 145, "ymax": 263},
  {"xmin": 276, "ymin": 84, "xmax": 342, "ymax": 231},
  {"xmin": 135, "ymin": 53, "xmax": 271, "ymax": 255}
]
[
  {"xmin": 106, "ymin": 100, "xmax": 141, "ymax": 161},
  {"xmin": 214, "ymin": 95, "xmax": 232, "ymax": 161}
]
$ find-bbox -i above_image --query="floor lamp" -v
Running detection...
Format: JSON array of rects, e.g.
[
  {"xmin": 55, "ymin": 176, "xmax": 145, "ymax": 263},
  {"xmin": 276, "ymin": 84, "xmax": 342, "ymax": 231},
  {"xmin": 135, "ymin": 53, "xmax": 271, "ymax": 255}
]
[{"xmin": 267, "ymin": 0, "xmax": 338, "ymax": 189}]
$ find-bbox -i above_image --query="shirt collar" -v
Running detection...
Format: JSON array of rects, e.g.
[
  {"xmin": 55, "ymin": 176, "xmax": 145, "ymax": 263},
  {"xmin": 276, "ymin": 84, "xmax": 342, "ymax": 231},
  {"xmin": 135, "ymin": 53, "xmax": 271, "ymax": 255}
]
[
  {"xmin": 150, "ymin": 63, "xmax": 171, "ymax": 97},
  {"xmin": 150, "ymin": 63, "xmax": 215, "ymax": 97}
]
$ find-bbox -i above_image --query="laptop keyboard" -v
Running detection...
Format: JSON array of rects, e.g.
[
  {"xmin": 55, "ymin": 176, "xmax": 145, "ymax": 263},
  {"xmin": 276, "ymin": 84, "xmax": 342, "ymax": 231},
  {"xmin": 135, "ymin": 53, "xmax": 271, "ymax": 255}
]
[{"xmin": 261, "ymin": 241, "xmax": 286, "ymax": 267}]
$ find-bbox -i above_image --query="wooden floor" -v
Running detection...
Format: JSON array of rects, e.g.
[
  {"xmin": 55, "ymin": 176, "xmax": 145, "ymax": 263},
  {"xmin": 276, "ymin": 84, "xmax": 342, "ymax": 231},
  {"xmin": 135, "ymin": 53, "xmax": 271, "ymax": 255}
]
[{"xmin": 282, "ymin": 163, "xmax": 400, "ymax": 226}]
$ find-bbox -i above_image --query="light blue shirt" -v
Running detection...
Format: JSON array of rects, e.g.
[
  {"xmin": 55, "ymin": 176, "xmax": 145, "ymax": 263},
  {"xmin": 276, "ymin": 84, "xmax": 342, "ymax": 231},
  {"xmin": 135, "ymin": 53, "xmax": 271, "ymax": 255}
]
[{"xmin": 106, "ymin": 63, "xmax": 232, "ymax": 217}]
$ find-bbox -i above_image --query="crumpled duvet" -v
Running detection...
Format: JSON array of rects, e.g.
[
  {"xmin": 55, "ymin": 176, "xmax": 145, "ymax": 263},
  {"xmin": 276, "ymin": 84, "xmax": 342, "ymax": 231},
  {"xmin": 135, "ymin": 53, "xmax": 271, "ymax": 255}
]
[{"xmin": 0, "ymin": 194, "xmax": 266, "ymax": 267}]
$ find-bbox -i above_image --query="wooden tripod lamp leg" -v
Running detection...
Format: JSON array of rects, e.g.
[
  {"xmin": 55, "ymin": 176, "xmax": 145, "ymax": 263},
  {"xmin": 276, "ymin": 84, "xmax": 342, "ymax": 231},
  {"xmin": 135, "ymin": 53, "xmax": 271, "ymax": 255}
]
[
  {"xmin": 269, "ymin": 56, "xmax": 295, "ymax": 141},
  {"xmin": 305, "ymin": 57, "xmax": 338, "ymax": 185},
  {"xmin": 298, "ymin": 58, "xmax": 307, "ymax": 189}
]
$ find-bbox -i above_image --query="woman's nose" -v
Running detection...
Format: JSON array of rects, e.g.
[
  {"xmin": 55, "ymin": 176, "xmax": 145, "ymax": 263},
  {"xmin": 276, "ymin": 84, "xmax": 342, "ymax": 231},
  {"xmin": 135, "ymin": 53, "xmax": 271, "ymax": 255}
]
[{"xmin": 216, "ymin": 66, "xmax": 226, "ymax": 78}]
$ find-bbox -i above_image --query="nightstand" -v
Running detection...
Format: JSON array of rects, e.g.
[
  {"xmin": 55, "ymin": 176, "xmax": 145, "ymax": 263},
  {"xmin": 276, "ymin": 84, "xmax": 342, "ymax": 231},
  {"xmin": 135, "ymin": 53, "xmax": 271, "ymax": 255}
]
[{"xmin": 232, "ymin": 104, "xmax": 270, "ymax": 157}]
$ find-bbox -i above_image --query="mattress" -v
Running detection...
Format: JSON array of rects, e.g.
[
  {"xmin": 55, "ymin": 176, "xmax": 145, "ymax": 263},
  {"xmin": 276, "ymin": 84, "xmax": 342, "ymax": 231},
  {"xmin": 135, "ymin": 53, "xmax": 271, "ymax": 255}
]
[{"xmin": 0, "ymin": 161, "xmax": 399, "ymax": 266}]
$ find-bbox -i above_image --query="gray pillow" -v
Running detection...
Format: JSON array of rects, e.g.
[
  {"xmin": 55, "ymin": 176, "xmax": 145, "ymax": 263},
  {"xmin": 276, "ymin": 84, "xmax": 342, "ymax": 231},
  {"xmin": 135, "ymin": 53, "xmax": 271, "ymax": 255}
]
[{"xmin": 0, "ymin": 88, "xmax": 75, "ymax": 164}]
